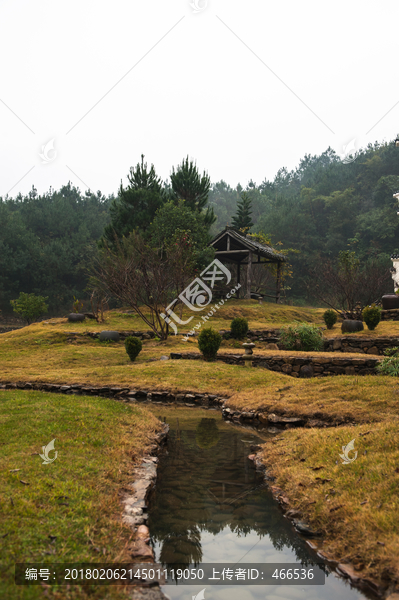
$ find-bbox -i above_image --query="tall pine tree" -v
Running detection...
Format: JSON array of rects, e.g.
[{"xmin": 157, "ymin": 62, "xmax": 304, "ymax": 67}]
[
  {"xmin": 101, "ymin": 155, "xmax": 165, "ymax": 245},
  {"xmin": 170, "ymin": 156, "xmax": 216, "ymax": 226},
  {"xmin": 232, "ymin": 192, "xmax": 253, "ymax": 232}
]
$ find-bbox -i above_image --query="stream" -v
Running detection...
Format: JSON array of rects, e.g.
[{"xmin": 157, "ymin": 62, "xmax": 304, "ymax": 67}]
[{"xmin": 146, "ymin": 406, "xmax": 373, "ymax": 600}]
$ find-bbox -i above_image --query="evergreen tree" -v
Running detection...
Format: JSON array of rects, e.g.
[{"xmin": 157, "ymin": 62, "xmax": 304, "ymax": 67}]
[
  {"xmin": 102, "ymin": 155, "xmax": 165, "ymax": 244},
  {"xmin": 232, "ymin": 192, "xmax": 253, "ymax": 232},
  {"xmin": 170, "ymin": 156, "xmax": 216, "ymax": 226}
]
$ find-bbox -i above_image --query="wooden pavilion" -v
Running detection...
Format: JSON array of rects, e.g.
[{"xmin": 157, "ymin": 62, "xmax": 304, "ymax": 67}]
[{"xmin": 208, "ymin": 227, "xmax": 286, "ymax": 302}]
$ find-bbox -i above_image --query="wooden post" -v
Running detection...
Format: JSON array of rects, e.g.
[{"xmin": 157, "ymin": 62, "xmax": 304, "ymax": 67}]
[
  {"xmin": 276, "ymin": 261, "xmax": 281, "ymax": 304},
  {"xmin": 246, "ymin": 251, "xmax": 252, "ymax": 299},
  {"xmin": 236, "ymin": 262, "xmax": 241, "ymax": 298}
]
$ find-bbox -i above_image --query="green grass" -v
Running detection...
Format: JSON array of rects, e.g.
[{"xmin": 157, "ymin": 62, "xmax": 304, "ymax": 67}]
[{"xmin": 0, "ymin": 390, "xmax": 161, "ymax": 600}]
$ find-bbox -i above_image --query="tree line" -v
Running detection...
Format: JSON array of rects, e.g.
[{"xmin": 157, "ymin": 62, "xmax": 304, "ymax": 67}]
[{"xmin": 1, "ymin": 140, "xmax": 398, "ymax": 316}]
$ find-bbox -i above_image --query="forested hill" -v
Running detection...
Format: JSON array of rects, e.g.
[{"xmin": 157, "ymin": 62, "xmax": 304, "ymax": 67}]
[
  {"xmin": 208, "ymin": 141, "xmax": 399, "ymax": 300},
  {"xmin": 0, "ymin": 184, "xmax": 113, "ymax": 314},
  {"xmin": 1, "ymin": 141, "xmax": 398, "ymax": 314}
]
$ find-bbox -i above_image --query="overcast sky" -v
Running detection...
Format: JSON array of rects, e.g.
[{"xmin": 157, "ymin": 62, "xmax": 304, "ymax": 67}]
[{"xmin": 1, "ymin": 0, "xmax": 399, "ymax": 198}]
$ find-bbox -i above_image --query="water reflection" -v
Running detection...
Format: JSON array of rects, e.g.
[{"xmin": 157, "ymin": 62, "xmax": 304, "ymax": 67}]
[{"xmin": 147, "ymin": 409, "xmax": 369, "ymax": 600}]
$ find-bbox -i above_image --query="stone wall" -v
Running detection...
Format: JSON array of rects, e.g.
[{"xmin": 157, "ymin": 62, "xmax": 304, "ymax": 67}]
[
  {"xmin": 323, "ymin": 336, "xmax": 399, "ymax": 355},
  {"xmin": 381, "ymin": 309, "xmax": 399, "ymax": 321},
  {"xmin": 170, "ymin": 352, "xmax": 380, "ymax": 378},
  {"xmin": 0, "ymin": 381, "xmax": 228, "ymax": 407}
]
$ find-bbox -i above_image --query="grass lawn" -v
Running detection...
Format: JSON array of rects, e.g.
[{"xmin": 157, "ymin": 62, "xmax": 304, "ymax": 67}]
[
  {"xmin": 0, "ymin": 390, "xmax": 162, "ymax": 600},
  {"xmin": 259, "ymin": 421, "xmax": 399, "ymax": 584},
  {"xmin": 1, "ymin": 301, "xmax": 399, "ymax": 590}
]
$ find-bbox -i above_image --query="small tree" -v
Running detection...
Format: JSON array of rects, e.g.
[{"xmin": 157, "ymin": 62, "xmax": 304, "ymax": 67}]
[
  {"xmin": 309, "ymin": 251, "xmax": 390, "ymax": 318},
  {"xmin": 10, "ymin": 293, "xmax": 48, "ymax": 325},
  {"xmin": 90, "ymin": 231, "xmax": 197, "ymax": 340},
  {"xmin": 232, "ymin": 192, "xmax": 253, "ymax": 232}
]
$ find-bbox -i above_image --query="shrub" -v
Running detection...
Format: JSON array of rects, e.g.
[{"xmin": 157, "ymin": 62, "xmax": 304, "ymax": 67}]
[
  {"xmin": 377, "ymin": 348, "xmax": 399, "ymax": 376},
  {"xmin": 279, "ymin": 322, "xmax": 323, "ymax": 352},
  {"xmin": 362, "ymin": 304, "xmax": 381, "ymax": 331},
  {"xmin": 72, "ymin": 296, "xmax": 84, "ymax": 313},
  {"xmin": 323, "ymin": 309, "xmax": 337, "ymax": 330},
  {"xmin": 124, "ymin": 336, "xmax": 142, "ymax": 361},
  {"xmin": 10, "ymin": 292, "xmax": 48, "ymax": 325},
  {"xmin": 198, "ymin": 327, "xmax": 222, "ymax": 361},
  {"xmin": 230, "ymin": 317, "xmax": 249, "ymax": 339}
]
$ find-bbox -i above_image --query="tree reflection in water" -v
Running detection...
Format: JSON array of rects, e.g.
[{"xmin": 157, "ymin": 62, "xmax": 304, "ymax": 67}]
[{"xmin": 148, "ymin": 416, "xmax": 318, "ymax": 569}]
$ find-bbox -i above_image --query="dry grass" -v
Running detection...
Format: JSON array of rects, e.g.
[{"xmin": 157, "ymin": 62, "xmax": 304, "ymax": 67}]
[
  {"xmin": 323, "ymin": 320, "xmax": 399, "ymax": 338},
  {"xmin": 259, "ymin": 422, "xmax": 399, "ymax": 584},
  {"xmin": 2, "ymin": 305, "xmax": 399, "ymax": 588}
]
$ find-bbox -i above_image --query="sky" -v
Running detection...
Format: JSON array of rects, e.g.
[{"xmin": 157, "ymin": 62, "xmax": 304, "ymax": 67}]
[{"xmin": 1, "ymin": 0, "xmax": 399, "ymax": 198}]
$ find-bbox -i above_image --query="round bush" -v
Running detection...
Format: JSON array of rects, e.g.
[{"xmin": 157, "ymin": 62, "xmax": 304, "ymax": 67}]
[
  {"xmin": 198, "ymin": 328, "xmax": 222, "ymax": 361},
  {"xmin": 230, "ymin": 317, "xmax": 249, "ymax": 339},
  {"xmin": 323, "ymin": 309, "xmax": 337, "ymax": 330},
  {"xmin": 341, "ymin": 320, "xmax": 364, "ymax": 333},
  {"xmin": 362, "ymin": 304, "xmax": 381, "ymax": 331},
  {"xmin": 279, "ymin": 323, "xmax": 323, "ymax": 352},
  {"xmin": 125, "ymin": 336, "xmax": 142, "ymax": 361}
]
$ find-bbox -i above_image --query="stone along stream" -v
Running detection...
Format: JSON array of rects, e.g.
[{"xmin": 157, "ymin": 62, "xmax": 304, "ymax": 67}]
[{"xmin": 146, "ymin": 406, "xmax": 372, "ymax": 600}]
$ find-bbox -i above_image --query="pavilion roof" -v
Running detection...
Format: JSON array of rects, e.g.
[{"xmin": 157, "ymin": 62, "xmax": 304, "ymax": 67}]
[{"xmin": 209, "ymin": 227, "xmax": 286, "ymax": 262}]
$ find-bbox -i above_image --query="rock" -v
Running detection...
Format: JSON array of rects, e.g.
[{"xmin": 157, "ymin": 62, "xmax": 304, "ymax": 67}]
[
  {"xmin": 265, "ymin": 343, "xmax": 279, "ymax": 350},
  {"xmin": 130, "ymin": 587, "xmax": 171, "ymax": 600},
  {"xmin": 294, "ymin": 520, "xmax": 321, "ymax": 537},
  {"xmin": 336, "ymin": 563, "xmax": 361, "ymax": 583},
  {"xmin": 332, "ymin": 339, "xmax": 342, "ymax": 350},
  {"xmin": 99, "ymin": 330, "xmax": 120, "ymax": 342},
  {"xmin": 136, "ymin": 524, "xmax": 150, "ymax": 538},
  {"xmin": 367, "ymin": 346, "xmax": 379, "ymax": 355},
  {"xmin": 159, "ymin": 355, "xmax": 169, "ymax": 360},
  {"xmin": 170, "ymin": 353, "xmax": 182, "ymax": 359},
  {"xmin": 285, "ymin": 508, "xmax": 302, "ymax": 518},
  {"xmin": 268, "ymin": 413, "xmax": 304, "ymax": 425},
  {"xmin": 129, "ymin": 539, "xmax": 154, "ymax": 560},
  {"xmin": 142, "ymin": 333, "xmax": 151, "ymax": 340},
  {"xmin": 300, "ymin": 364, "xmax": 313, "ymax": 378},
  {"xmin": 83, "ymin": 312, "xmax": 96, "ymax": 319},
  {"xmin": 68, "ymin": 313, "xmax": 85, "ymax": 322},
  {"xmin": 341, "ymin": 320, "xmax": 364, "ymax": 333}
]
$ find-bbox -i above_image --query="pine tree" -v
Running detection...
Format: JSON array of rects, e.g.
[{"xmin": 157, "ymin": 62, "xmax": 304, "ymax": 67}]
[
  {"xmin": 170, "ymin": 156, "xmax": 216, "ymax": 226},
  {"xmin": 101, "ymin": 155, "xmax": 165, "ymax": 245},
  {"xmin": 232, "ymin": 192, "xmax": 253, "ymax": 232}
]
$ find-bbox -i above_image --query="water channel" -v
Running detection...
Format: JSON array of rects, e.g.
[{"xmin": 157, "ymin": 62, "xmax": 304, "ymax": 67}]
[{"xmin": 146, "ymin": 405, "xmax": 373, "ymax": 600}]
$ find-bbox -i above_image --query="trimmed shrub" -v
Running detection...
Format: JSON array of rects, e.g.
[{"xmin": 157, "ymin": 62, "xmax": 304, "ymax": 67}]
[
  {"xmin": 230, "ymin": 317, "xmax": 249, "ymax": 339},
  {"xmin": 125, "ymin": 336, "xmax": 142, "ymax": 361},
  {"xmin": 323, "ymin": 309, "xmax": 337, "ymax": 330},
  {"xmin": 279, "ymin": 323, "xmax": 323, "ymax": 352},
  {"xmin": 198, "ymin": 327, "xmax": 222, "ymax": 361},
  {"xmin": 362, "ymin": 304, "xmax": 381, "ymax": 331}
]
